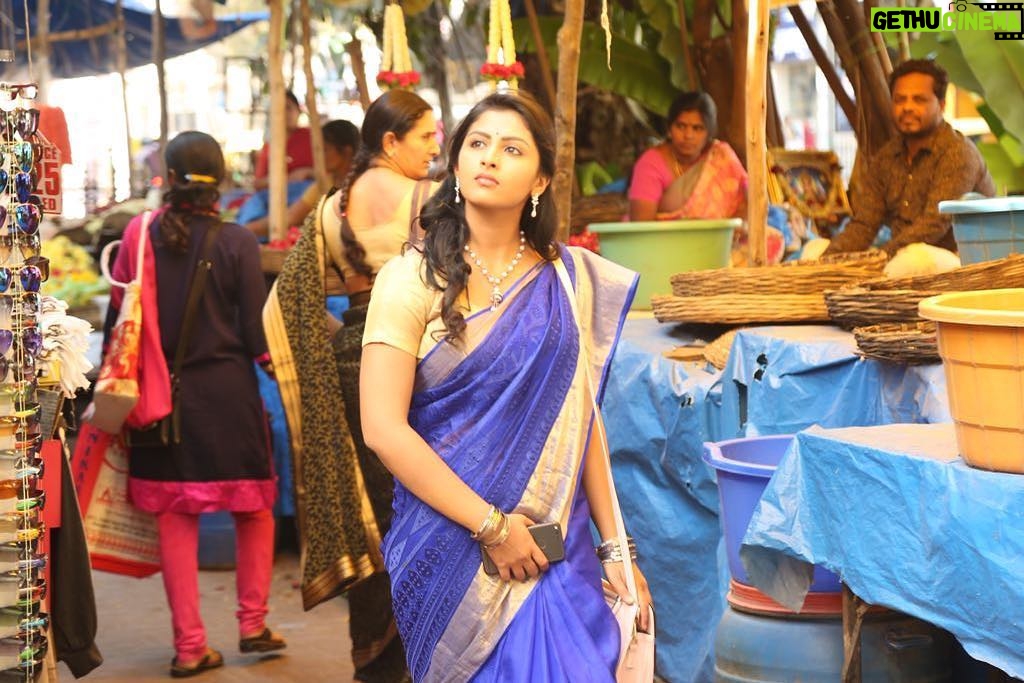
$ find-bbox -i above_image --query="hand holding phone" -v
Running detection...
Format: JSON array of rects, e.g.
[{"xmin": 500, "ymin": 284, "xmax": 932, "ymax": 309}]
[{"xmin": 480, "ymin": 521, "xmax": 565, "ymax": 576}]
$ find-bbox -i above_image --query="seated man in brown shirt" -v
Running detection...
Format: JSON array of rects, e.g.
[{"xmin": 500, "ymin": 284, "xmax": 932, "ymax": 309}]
[{"xmin": 825, "ymin": 59, "xmax": 995, "ymax": 256}]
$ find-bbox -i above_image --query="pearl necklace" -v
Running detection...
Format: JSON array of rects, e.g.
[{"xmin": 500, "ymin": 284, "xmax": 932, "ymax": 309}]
[{"xmin": 464, "ymin": 231, "xmax": 527, "ymax": 310}]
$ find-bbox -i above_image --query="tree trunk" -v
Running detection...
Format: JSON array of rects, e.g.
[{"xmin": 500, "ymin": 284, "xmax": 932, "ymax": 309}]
[
  {"xmin": 552, "ymin": 0, "xmax": 586, "ymax": 241},
  {"xmin": 730, "ymin": 0, "xmax": 748, "ymax": 164},
  {"xmin": 152, "ymin": 0, "xmax": 168, "ymax": 183},
  {"xmin": 345, "ymin": 39, "xmax": 371, "ymax": 111},
  {"xmin": 789, "ymin": 5, "xmax": 857, "ymax": 128},
  {"xmin": 524, "ymin": 0, "xmax": 557, "ymax": 111},
  {"xmin": 299, "ymin": 0, "xmax": 328, "ymax": 193},
  {"xmin": 419, "ymin": 4, "xmax": 455, "ymax": 139},
  {"xmin": 267, "ymin": 0, "xmax": 288, "ymax": 241}
]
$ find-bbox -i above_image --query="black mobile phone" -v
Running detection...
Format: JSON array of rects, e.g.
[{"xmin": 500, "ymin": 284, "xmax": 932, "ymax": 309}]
[{"xmin": 480, "ymin": 521, "xmax": 565, "ymax": 576}]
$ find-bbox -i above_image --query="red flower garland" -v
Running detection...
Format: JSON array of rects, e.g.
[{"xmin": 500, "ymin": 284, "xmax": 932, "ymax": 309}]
[
  {"xmin": 377, "ymin": 70, "xmax": 422, "ymax": 89},
  {"xmin": 480, "ymin": 61, "xmax": 525, "ymax": 82}
]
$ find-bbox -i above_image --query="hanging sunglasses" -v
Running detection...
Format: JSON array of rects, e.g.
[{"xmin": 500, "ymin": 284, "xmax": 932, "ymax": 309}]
[
  {"xmin": 0, "ymin": 234, "xmax": 40, "ymax": 264},
  {"xmin": 6, "ymin": 110, "xmax": 37, "ymax": 141},
  {"xmin": 0, "ymin": 355, "xmax": 34, "ymax": 386},
  {"xmin": 0, "ymin": 329, "xmax": 41, "ymax": 358},
  {"xmin": 8, "ymin": 204, "xmax": 40, "ymax": 236},
  {"xmin": 11, "ymin": 172, "xmax": 34, "ymax": 204},
  {"xmin": 0, "ymin": 263, "xmax": 43, "ymax": 293},
  {"xmin": 0, "ymin": 402, "xmax": 38, "ymax": 421},
  {"xmin": 1, "ymin": 142, "xmax": 35, "ymax": 174},
  {"xmin": 0, "ymin": 85, "xmax": 37, "ymax": 102},
  {"xmin": 0, "ymin": 295, "xmax": 39, "ymax": 322},
  {"xmin": 0, "ymin": 608, "xmax": 47, "ymax": 640},
  {"xmin": 0, "ymin": 545, "xmax": 44, "ymax": 572}
]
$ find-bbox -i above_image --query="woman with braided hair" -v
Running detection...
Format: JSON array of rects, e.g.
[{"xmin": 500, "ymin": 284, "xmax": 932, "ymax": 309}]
[
  {"xmin": 107, "ymin": 131, "xmax": 284, "ymax": 678},
  {"xmin": 263, "ymin": 90, "xmax": 439, "ymax": 682}
]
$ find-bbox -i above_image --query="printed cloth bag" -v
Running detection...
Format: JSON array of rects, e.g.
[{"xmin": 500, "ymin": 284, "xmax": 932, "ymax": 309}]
[
  {"xmin": 73, "ymin": 423, "xmax": 160, "ymax": 577},
  {"xmin": 85, "ymin": 211, "xmax": 151, "ymax": 434}
]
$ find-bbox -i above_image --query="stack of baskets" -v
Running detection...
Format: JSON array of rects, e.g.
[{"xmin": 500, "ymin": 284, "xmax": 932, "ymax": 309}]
[
  {"xmin": 652, "ymin": 251, "xmax": 887, "ymax": 325},
  {"xmin": 825, "ymin": 253, "xmax": 1024, "ymax": 364}
]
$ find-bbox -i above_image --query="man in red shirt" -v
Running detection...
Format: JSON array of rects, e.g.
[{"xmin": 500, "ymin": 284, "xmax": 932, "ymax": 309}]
[{"xmin": 252, "ymin": 90, "xmax": 315, "ymax": 190}]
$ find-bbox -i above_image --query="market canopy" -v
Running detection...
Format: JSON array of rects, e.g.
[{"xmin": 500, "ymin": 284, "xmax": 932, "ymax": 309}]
[{"xmin": 2, "ymin": 0, "xmax": 267, "ymax": 79}]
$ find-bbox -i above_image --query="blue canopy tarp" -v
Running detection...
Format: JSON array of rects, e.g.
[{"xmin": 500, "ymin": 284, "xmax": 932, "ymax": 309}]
[{"xmin": 2, "ymin": 0, "xmax": 266, "ymax": 79}]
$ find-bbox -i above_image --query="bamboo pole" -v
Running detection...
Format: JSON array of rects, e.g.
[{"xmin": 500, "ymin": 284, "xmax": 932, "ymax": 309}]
[
  {"xmin": 676, "ymin": 0, "xmax": 698, "ymax": 89},
  {"xmin": 896, "ymin": 0, "xmax": 911, "ymax": 62},
  {"xmin": 789, "ymin": 5, "xmax": 857, "ymax": 127},
  {"xmin": 730, "ymin": 0, "xmax": 748, "ymax": 164},
  {"xmin": 524, "ymin": 0, "xmax": 557, "ymax": 110},
  {"xmin": 36, "ymin": 0, "xmax": 50, "ymax": 102},
  {"xmin": 153, "ymin": 0, "xmax": 168, "ymax": 183},
  {"xmin": 746, "ymin": 0, "xmax": 769, "ymax": 266},
  {"xmin": 115, "ymin": 0, "xmax": 135, "ymax": 196},
  {"xmin": 299, "ymin": 0, "xmax": 328, "ymax": 194},
  {"xmin": 345, "ymin": 39, "xmax": 371, "ymax": 111},
  {"xmin": 552, "ymin": 0, "xmax": 586, "ymax": 241},
  {"xmin": 268, "ymin": 0, "xmax": 288, "ymax": 240},
  {"xmin": 862, "ymin": 0, "xmax": 893, "ymax": 76}
]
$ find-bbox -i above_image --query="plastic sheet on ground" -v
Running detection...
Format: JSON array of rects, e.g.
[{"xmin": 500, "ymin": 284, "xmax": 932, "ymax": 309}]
[
  {"xmin": 718, "ymin": 326, "xmax": 950, "ymax": 438},
  {"xmin": 604, "ymin": 318, "xmax": 726, "ymax": 683},
  {"xmin": 739, "ymin": 424, "xmax": 1024, "ymax": 678}
]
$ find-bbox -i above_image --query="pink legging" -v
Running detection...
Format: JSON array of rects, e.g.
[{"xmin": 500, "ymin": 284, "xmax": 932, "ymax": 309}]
[{"xmin": 157, "ymin": 509, "xmax": 275, "ymax": 662}]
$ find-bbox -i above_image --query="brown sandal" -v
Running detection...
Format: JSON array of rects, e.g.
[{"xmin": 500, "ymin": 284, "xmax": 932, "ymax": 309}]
[
  {"xmin": 169, "ymin": 648, "xmax": 223, "ymax": 678},
  {"xmin": 239, "ymin": 627, "xmax": 287, "ymax": 654}
]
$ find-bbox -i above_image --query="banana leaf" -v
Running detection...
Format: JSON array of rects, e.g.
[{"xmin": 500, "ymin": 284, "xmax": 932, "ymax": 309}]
[
  {"xmin": 637, "ymin": 0, "xmax": 697, "ymax": 91},
  {"xmin": 978, "ymin": 140, "xmax": 1024, "ymax": 194},
  {"xmin": 514, "ymin": 16, "xmax": 680, "ymax": 114}
]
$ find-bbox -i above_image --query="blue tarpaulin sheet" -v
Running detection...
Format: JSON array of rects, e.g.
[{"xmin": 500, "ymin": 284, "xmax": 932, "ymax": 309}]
[
  {"xmin": 740, "ymin": 424, "xmax": 1024, "ymax": 678},
  {"xmin": 718, "ymin": 326, "xmax": 950, "ymax": 438},
  {"xmin": 604, "ymin": 318, "xmax": 725, "ymax": 683}
]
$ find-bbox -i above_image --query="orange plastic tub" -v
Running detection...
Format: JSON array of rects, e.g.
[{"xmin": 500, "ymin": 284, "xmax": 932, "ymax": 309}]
[{"xmin": 919, "ymin": 288, "xmax": 1024, "ymax": 473}]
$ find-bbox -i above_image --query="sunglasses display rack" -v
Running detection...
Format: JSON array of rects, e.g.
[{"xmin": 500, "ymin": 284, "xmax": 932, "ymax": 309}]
[{"xmin": 0, "ymin": 82, "xmax": 47, "ymax": 681}]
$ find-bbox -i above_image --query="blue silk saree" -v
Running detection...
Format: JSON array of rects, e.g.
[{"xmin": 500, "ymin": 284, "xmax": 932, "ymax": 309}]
[{"xmin": 382, "ymin": 246, "xmax": 638, "ymax": 682}]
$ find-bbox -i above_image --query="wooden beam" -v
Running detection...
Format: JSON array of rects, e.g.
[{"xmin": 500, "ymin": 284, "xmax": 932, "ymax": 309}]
[
  {"xmin": 841, "ymin": 585, "xmax": 871, "ymax": 683},
  {"xmin": 268, "ymin": 0, "xmax": 288, "ymax": 241},
  {"xmin": 524, "ymin": 0, "xmax": 557, "ymax": 111},
  {"xmin": 676, "ymin": 0, "xmax": 698, "ymax": 89},
  {"xmin": 115, "ymin": 0, "xmax": 135, "ymax": 196},
  {"xmin": 789, "ymin": 5, "xmax": 857, "ymax": 128},
  {"xmin": 153, "ymin": 0, "xmax": 168, "ymax": 183},
  {"xmin": 746, "ymin": 0, "xmax": 769, "ymax": 266},
  {"xmin": 552, "ymin": 0, "xmax": 586, "ymax": 241},
  {"xmin": 299, "ymin": 0, "xmax": 328, "ymax": 194},
  {"xmin": 862, "ymin": 0, "xmax": 893, "ymax": 76},
  {"xmin": 17, "ymin": 20, "xmax": 118, "ymax": 49},
  {"xmin": 345, "ymin": 39, "xmax": 371, "ymax": 112}
]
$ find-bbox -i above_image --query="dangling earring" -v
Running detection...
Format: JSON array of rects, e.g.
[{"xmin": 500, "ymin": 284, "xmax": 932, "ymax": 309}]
[
  {"xmin": 454, "ymin": 177, "xmax": 461, "ymax": 204},
  {"xmin": 530, "ymin": 193, "xmax": 540, "ymax": 218}
]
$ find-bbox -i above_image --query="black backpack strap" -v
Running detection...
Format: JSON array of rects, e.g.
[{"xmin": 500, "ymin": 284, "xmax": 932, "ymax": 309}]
[{"xmin": 168, "ymin": 220, "xmax": 224, "ymax": 442}]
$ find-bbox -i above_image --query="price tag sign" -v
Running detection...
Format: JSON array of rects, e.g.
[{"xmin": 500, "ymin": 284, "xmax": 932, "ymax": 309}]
[{"xmin": 34, "ymin": 132, "xmax": 62, "ymax": 216}]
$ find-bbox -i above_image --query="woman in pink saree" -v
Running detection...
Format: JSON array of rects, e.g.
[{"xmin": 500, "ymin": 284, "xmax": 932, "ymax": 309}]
[
  {"xmin": 628, "ymin": 91, "xmax": 747, "ymax": 222},
  {"xmin": 360, "ymin": 91, "xmax": 653, "ymax": 681}
]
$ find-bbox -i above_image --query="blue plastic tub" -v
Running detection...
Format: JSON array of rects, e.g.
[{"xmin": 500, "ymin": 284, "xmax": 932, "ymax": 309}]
[
  {"xmin": 940, "ymin": 197, "xmax": 1024, "ymax": 264},
  {"xmin": 703, "ymin": 435, "xmax": 841, "ymax": 592}
]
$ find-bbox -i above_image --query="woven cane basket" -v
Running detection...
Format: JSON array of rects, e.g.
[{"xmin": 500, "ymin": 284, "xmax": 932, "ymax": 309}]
[
  {"xmin": 824, "ymin": 287, "xmax": 942, "ymax": 329},
  {"xmin": 703, "ymin": 329, "xmax": 742, "ymax": 369},
  {"xmin": 864, "ymin": 253, "xmax": 1024, "ymax": 292},
  {"xmin": 670, "ymin": 255, "xmax": 885, "ymax": 297},
  {"xmin": 852, "ymin": 322, "xmax": 939, "ymax": 365},
  {"xmin": 652, "ymin": 293, "xmax": 829, "ymax": 324},
  {"xmin": 782, "ymin": 249, "xmax": 889, "ymax": 269}
]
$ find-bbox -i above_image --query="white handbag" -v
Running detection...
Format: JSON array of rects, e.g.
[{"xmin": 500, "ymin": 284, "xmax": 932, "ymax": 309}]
[{"xmin": 554, "ymin": 257, "xmax": 656, "ymax": 682}]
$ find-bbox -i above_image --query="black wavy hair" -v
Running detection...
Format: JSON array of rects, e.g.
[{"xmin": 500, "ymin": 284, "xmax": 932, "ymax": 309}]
[
  {"xmin": 418, "ymin": 90, "xmax": 558, "ymax": 342},
  {"xmin": 161, "ymin": 131, "xmax": 225, "ymax": 253},
  {"xmin": 666, "ymin": 91, "xmax": 718, "ymax": 142},
  {"xmin": 889, "ymin": 58, "xmax": 949, "ymax": 101},
  {"xmin": 336, "ymin": 90, "xmax": 433, "ymax": 278}
]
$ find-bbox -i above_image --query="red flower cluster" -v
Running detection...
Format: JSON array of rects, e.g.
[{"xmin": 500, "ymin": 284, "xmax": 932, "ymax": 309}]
[
  {"xmin": 376, "ymin": 70, "xmax": 422, "ymax": 89},
  {"xmin": 266, "ymin": 226, "xmax": 302, "ymax": 251},
  {"xmin": 480, "ymin": 61, "xmax": 525, "ymax": 82},
  {"xmin": 567, "ymin": 229, "xmax": 601, "ymax": 255}
]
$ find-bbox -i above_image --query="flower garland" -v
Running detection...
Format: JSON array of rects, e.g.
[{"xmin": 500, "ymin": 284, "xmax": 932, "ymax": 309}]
[
  {"xmin": 377, "ymin": 3, "xmax": 420, "ymax": 91},
  {"xmin": 481, "ymin": 0, "xmax": 521, "ymax": 89}
]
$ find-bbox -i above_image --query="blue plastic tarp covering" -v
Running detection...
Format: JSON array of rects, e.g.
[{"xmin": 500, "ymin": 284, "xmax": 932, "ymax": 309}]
[
  {"xmin": 4, "ymin": 1, "xmax": 266, "ymax": 79},
  {"xmin": 739, "ymin": 424, "xmax": 1024, "ymax": 678},
  {"xmin": 604, "ymin": 318, "xmax": 726, "ymax": 683},
  {"xmin": 718, "ymin": 326, "xmax": 950, "ymax": 438}
]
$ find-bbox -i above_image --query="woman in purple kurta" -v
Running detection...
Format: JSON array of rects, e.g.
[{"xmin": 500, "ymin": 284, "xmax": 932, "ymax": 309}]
[
  {"xmin": 106, "ymin": 132, "xmax": 284, "ymax": 677},
  {"xmin": 361, "ymin": 93, "xmax": 653, "ymax": 681}
]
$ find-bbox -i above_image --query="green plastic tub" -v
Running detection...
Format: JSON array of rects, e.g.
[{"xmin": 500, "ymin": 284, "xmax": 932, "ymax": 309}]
[{"xmin": 589, "ymin": 219, "xmax": 739, "ymax": 309}]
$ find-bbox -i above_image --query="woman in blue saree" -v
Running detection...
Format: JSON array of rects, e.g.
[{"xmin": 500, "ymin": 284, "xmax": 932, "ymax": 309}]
[{"xmin": 360, "ymin": 91, "xmax": 653, "ymax": 681}]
